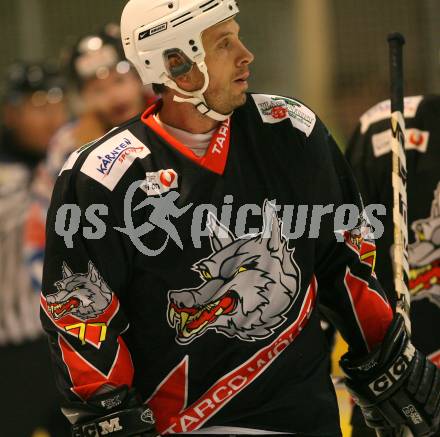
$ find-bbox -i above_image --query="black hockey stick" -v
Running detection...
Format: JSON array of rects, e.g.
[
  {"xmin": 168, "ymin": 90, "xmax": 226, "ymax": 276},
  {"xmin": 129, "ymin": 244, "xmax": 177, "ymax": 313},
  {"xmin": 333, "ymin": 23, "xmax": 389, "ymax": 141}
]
[
  {"xmin": 387, "ymin": 32, "xmax": 412, "ymax": 437},
  {"xmin": 388, "ymin": 33, "xmax": 410, "ymax": 331}
]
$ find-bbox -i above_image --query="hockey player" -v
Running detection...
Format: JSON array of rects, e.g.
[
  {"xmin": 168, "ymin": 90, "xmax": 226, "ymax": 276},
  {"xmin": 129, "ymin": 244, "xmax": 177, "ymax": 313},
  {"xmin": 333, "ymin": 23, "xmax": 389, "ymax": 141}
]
[
  {"xmin": 26, "ymin": 23, "xmax": 150, "ymax": 293},
  {"xmin": 41, "ymin": 1, "xmax": 440, "ymax": 436},
  {"xmin": 0, "ymin": 61, "xmax": 70, "ymax": 436},
  {"xmin": 346, "ymin": 95, "xmax": 440, "ymax": 436}
]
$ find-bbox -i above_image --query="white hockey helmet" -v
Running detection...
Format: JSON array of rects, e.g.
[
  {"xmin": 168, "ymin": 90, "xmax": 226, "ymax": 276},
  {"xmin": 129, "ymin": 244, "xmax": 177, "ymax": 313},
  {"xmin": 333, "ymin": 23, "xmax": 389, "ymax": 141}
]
[{"xmin": 121, "ymin": 0, "xmax": 240, "ymax": 121}]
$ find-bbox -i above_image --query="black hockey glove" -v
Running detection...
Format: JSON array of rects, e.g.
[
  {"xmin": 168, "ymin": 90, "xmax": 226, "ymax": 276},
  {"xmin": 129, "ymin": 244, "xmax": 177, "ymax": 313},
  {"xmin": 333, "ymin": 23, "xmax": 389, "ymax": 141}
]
[
  {"xmin": 62, "ymin": 385, "xmax": 159, "ymax": 437},
  {"xmin": 340, "ymin": 314, "xmax": 440, "ymax": 437}
]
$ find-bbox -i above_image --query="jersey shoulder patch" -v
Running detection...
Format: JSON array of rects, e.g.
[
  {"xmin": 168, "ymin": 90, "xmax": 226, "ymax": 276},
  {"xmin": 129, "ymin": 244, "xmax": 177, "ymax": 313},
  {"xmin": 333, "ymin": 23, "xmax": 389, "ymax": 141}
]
[
  {"xmin": 251, "ymin": 94, "xmax": 316, "ymax": 137},
  {"xmin": 371, "ymin": 128, "xmax": 430, "ymax": 157},
  {"xmin": 80, "ymin": 129, "xmax": 151, "ymax": 191},
  {"xmin": 360, "ymin": 95, "xmax": 423, "ymax": 134}
]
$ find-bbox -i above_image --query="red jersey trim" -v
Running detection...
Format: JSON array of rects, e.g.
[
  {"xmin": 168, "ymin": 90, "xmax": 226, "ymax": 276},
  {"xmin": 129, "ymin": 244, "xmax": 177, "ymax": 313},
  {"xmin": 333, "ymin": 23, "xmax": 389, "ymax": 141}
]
[
  {"xmin": 141, "ymin": 102, "xmax": 231, "ymax": 175},
  {"xmin": 59, "ymin": 334, "xmax": 134, "ymax": 400},
  {"xmin": 429, "ymin": 350, "xmax": 440, "ymax": 368},
  {"xmin": 343, "ymin": 267, "xmax": 393, "ymax": 352}
]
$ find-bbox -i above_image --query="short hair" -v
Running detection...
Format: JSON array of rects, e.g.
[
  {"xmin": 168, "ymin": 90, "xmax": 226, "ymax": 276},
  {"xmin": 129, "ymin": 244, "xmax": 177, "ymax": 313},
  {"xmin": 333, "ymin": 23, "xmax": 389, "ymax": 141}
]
[{"xmin": 152, "ymin": 83, "xmax": 167, "ymax": 95}]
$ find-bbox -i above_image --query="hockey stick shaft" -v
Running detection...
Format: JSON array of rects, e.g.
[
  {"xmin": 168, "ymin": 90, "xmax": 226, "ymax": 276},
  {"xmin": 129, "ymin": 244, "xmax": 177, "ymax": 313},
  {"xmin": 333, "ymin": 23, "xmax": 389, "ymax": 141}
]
[
  {"xmin": 388, "ymin": 33, "xmax": 411, "ymax": 333},
  {"xmin": 388, "ymin": 33, "xmax": 412, "ymax": 437}
]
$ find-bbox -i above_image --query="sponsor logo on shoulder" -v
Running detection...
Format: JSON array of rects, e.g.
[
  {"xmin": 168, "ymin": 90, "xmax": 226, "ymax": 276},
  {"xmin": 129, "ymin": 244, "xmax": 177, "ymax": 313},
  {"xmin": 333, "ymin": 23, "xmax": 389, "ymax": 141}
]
[
  {"xmin": 372, "ymin": 128, "xmax": 429, "ymax": 157},
  {"xmin": 139, "ymin": 22, "xmax": 168, "ymax": 40},
  {"xmin": 360, "ymin": 95, "xmax": 423, "ymax": 134},
  {"xmin": 141, "ymin": 169, "xmax": 178, "ymax": 196},
  {"xmin": 81, "ymin": 130, "xmax": 151, "ymax": 190},
  {"xmin": 252, "ymin": 94, "xmax": 316, "ymax": 137}
]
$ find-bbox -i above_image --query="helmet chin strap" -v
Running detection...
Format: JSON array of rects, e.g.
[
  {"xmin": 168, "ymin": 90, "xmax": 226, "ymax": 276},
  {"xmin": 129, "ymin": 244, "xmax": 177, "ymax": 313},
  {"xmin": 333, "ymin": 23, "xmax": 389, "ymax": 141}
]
[{"xmin": 164, "ymin": 61, "xmax": 232, "ymax": 122}]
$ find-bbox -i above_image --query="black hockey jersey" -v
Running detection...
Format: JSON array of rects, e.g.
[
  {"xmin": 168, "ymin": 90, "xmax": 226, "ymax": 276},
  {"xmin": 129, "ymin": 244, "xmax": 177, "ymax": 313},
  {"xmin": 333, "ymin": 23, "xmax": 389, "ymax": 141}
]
[
  {"xmin": 347, "ymin": 95, "xmax": 440, "ymax": 368},
  {"xmin": 41, "ymin": 94, "xmax": 393, "ymax": 435}
]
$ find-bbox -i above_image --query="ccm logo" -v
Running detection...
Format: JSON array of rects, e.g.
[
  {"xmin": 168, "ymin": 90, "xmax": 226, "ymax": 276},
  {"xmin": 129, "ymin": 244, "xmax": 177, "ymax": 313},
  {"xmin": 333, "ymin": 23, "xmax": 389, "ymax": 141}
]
[
  {"xmin": 99, "ymin": 418, "xmax": 123, "ymax": 435},
  {"xmin": 77, "ymin": 417, "xmax": 122, "ymax": 436},
  {"xmin": 139, "ymin": 23, "xmax": 168, "ymax": 40},
  {"xmin": 368, "ymin": 344, "xmax": 415, "ymax": 395}
]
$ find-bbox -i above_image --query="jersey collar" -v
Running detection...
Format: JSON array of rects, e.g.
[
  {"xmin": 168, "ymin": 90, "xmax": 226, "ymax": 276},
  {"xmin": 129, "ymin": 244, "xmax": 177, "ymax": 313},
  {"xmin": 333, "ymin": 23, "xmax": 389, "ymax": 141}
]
[{"xmin": 141, "ymin": 101, "xmax": 231, "ymax": 175}]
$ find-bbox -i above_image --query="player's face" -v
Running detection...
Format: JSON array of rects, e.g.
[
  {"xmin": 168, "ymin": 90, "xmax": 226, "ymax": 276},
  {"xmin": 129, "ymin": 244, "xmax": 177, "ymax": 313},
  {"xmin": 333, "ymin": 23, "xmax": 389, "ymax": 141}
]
[
  {"xmin": 174, "ymin": 19, "xmax": 254, "ymax": 115},
  {"xmin": 202, "ymin": 19, "xmax": 254, "ymax": 114},
  {"xmin": 81, "ymin": 69, "xmax": 145, "ymax": 128},
  {"xmin": 3, "ymin": 95, "xmax": 67, "ymax": 153}
]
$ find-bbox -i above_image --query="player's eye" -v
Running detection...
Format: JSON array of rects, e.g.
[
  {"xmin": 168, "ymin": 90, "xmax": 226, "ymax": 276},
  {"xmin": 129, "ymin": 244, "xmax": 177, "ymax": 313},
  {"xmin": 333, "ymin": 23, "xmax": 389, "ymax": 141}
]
[
  {"xmin": 218, "ymin": 38, "xmax": 231, "ymax": 49},
  {"xmin": 201, "ymin": 270, "xmax": 213, "ymax": 280}
]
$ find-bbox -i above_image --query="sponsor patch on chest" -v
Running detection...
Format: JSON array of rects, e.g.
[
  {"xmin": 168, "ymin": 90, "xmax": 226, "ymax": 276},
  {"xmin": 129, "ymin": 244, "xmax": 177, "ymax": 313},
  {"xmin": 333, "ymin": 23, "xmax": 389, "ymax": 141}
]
[
  {"xmin": 140, "ymin": 169, "xmax": 179, "ymax": 196},
  {"xmin": 81, "ymin": 130, "xmax": 151, "ymax": 190},
  {"xmin": 252, "ymin": 94, "xmax": 316, "ymax": 137}
]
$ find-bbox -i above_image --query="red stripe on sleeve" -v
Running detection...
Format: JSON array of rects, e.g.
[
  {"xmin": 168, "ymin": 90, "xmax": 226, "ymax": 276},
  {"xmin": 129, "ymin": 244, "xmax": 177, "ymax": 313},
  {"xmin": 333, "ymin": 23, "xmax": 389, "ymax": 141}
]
[
  {"xmin": 344, "ymin": 268, "xmax": 393, "ymax": 351},
  {"xmin": 59, "ymin": 335, "xmax": 134, "ymax": 400}
]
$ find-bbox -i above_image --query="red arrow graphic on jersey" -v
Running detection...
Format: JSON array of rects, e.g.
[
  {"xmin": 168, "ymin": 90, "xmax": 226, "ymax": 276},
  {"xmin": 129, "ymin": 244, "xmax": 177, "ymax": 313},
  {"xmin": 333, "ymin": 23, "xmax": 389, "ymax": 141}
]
[
  {"xmin": 344, "ymin": 268, "xmax": 392, "ymax": 352},
  {"xmin": 146, "ymin": 278, "xmax": 317, "ymax": 434},
  {"xmin": 429, "ymin": 350, "xmax": 440, "ymax": 368}
]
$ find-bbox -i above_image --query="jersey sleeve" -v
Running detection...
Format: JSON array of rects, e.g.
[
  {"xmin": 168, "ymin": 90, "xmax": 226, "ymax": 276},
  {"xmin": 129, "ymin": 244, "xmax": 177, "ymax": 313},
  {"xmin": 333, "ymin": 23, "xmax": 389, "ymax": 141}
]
[
  {"xmin": 314, "ymin": 129, "xmax": 393, "ymax": 356},
  {"xmin": 40, "ymin": 167, "xmax": 136, "ymax": 402}
]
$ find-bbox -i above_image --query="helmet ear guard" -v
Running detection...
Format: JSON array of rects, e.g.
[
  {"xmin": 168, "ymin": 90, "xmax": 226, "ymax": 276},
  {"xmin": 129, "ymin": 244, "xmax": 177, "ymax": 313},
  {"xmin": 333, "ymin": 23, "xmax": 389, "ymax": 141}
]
[{"xmin": 121, "ymin": 0, "xmax": 240, "ymax": 121}]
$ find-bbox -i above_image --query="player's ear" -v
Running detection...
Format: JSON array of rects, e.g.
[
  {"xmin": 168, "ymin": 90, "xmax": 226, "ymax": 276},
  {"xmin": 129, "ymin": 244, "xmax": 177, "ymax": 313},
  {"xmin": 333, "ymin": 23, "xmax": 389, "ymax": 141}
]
[
  {"xmin": 174, "ymin": 64, "xmax": 205, "ymax": 93},
  {"xmin": 173, "ymin": 74, "xmax": 191, "ymax": 90}
]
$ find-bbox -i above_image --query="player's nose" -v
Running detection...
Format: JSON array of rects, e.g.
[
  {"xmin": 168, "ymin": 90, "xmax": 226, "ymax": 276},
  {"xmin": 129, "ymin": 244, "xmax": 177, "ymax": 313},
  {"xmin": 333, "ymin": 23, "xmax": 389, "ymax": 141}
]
[{"xmin": 237, "ymin": 40, "xmax": 255, "ymax": 67}]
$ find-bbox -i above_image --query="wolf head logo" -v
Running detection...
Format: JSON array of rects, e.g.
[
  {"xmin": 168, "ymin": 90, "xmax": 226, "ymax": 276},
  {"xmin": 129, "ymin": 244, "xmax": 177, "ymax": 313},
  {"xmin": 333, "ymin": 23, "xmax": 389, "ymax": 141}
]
[
  {"xmin": 167, "ymin": 201, "xmax": 301, "ymax": 345},
  {"xmin": 408, "ymin": 182, "xmax": 440, "ymax": 307},
  {"xmin": 46, "ymin": 261, "xmax": 112, "ymax": 320}
]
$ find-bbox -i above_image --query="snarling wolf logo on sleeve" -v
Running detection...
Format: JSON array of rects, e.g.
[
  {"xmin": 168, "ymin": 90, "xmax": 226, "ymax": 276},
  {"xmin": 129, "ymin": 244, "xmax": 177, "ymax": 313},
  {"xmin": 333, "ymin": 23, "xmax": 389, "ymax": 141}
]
[
  {"xmin": 408, "ymin": 182, "xmax": 440, "ymax": 307},
  {"xmin": 167, "ymin": 201, "xmax": 301, "ymax": 344},
  {"xmin": 46, "ymin": 261, "xmax": 112, "ymax": 320}
]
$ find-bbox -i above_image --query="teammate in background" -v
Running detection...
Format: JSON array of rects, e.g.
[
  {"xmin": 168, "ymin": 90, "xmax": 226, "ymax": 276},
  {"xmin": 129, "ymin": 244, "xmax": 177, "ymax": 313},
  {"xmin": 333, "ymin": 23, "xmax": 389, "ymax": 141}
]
[
  {"xmin": 41, "ymin": 1, "xmax": 440, "ymax": 436},
  {"xmin": 346, "ymin": 95, "xmax": 440, "ymax": 437},
  {"xmin": 0, "ymin": 61, "xmax": 70, "ymax": 436},
  {"xmin": 26, "ymin": 23, "xmax": 151, "ymax": 293}
]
